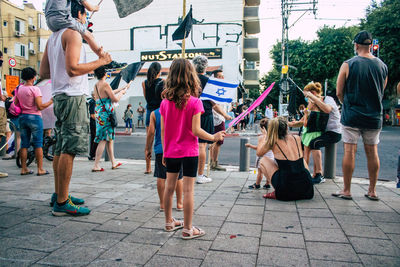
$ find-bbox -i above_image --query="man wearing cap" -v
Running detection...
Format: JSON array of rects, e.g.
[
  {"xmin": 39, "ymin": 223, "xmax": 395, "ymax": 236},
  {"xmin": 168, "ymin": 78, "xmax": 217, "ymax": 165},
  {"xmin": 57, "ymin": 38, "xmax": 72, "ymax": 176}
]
[{"xmin": 334, "ymin": 30, "xmax": 388, "ymax": 201}]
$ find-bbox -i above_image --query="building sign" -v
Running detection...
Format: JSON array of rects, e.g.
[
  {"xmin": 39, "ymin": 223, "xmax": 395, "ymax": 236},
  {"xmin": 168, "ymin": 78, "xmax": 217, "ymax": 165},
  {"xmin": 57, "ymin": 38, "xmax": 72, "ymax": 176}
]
[
  {"xmin": 141, "ymin": 48, "xmax": 222, "ymax": 62},
  {"xmin": 5, "ymin": 75, "xmax": 20, "ymax": 96}
]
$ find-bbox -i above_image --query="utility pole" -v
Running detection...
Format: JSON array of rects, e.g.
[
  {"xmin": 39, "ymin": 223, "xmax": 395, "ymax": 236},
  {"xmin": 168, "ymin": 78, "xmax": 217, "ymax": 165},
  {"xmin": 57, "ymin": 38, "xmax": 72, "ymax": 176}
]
[
  {"xmin": 279, "ymin": 0, "xmax": 318, "ymax": 116},
  {"xmin": 181, "ymin": 0, "xmax": 187, "ymax": 58}
]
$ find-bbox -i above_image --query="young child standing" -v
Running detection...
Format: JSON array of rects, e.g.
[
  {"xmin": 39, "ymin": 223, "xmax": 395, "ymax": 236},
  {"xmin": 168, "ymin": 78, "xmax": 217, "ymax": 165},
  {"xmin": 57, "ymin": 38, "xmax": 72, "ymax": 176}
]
[
  {"xmin": 246, "ymin": 118, "xmax": 274, "ymax": 189},
  {"xmin": 160, "ymin": 58, "xmax": 225, "ymax": 240},
  {"xmin": 45, "ymin": 0, "xmax": 102, "ymax": 56},
  {"xmin": 145, "ymin": 108, "xmax": 183, "ymax": 212}
]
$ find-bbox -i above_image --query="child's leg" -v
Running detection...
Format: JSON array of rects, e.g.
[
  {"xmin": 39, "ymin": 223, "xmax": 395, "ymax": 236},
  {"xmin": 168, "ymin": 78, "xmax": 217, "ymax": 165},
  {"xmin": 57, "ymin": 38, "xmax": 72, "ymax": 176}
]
[
  {"xmin": 157, "ymin": 178, "xmax": 165, "ymax": 209},
  {"xmin": 183, "ymin": 177, "xmax": 195, "ymax": 230},
  {"xmin": 83, "ymin": 31, "xmax": 103, "ymax": 57},
  {"xmin": 164, "ymin": 172, "xmax": 179, "ymax": 227},
  {"xmin": 256, "ymin": 168, "xmax": 263, "ymax": 185},
  {"xmin": 175, "ymin": 179, "xmax": 183, "ymax": 209}
]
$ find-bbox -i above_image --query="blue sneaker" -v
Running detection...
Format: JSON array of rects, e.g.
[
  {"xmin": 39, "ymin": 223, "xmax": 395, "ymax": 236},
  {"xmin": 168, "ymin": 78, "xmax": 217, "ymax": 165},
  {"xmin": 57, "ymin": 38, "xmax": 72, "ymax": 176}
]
[
  {"xmin": 52, "ymin": 199, "xmax": 91, "ymax": 216},
  {"xmin": 50, "ymin": 193, "xmax": 84, "ymax": 207}
]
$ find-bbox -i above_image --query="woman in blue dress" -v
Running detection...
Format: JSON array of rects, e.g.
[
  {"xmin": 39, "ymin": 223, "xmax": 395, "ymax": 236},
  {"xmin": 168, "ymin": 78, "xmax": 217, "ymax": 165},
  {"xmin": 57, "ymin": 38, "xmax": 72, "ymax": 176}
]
[{"xmin": 92, "ymin": 66, "xmax": 129, "ymax": 172}]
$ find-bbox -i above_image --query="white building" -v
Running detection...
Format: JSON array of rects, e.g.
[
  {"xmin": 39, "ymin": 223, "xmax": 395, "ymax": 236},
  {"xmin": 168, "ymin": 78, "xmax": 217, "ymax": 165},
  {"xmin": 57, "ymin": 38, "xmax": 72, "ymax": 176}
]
[{"xmin": 88, "ymin": 0, "xmax": 260, "ymax": 121}]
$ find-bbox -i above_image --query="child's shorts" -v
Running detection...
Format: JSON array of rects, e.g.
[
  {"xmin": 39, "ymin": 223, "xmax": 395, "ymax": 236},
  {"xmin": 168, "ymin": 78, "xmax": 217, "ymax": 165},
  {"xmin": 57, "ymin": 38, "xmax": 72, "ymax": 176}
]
[
  {"xmin": 46, "ymin": 15, "xmax": 86, "ymax": 35},
  {"xmin": 155, "ymin": 154, "xmax": 182, "ymax": 179},
  {"xmin": 165, "ymin": 156, "xmax": 199, "ymax": 178}
]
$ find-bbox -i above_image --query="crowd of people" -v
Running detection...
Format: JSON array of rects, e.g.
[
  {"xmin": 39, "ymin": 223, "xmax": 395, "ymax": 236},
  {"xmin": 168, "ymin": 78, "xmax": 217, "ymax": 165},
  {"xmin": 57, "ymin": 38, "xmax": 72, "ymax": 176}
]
[{"xmin": 0, "ymin": 0, "xmax": 393, "ymax": 240}]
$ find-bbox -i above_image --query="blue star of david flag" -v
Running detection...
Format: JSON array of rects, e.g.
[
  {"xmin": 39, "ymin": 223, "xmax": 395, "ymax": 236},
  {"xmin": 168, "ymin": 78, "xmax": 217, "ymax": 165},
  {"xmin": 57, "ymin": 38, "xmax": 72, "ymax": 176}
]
[{"xmin": 200, "ymin": 77, "xmax": 239, "ymax": 104}]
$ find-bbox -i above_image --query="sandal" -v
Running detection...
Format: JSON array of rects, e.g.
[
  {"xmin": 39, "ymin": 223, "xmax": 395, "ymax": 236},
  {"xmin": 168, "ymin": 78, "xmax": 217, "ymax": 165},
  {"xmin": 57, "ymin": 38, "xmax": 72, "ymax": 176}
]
[
  {"xmin": 21, "ymin": 170, "xmax": 34, "ymax": 175},
  {"xmin": 91, "ymin": 168, "xmax": 105, "ymax": 172},
  {"xmin": 176, "ymin": 207, "xmax": 183, "ymax": 211},
  {"xmin": 112, "ymin": 163, "xmax": 122, "ymax": 170},
  {"xmin": 332, "ymin": 191, "xmax": 353, "ymax": 200},
  {"xmin": 182, "ymin": 226, "xmax": 206, "ymax": 240},
  {"xmin": 364, "ymin": 193, "xmax": 380, "ymax": 201},
  {"xmin": 164, "ymin": 218, "xmax": 184, "ymax": 232},
  {"xmin": 263, "ymin": 191, "xmax": 276, "ymax": 199}
]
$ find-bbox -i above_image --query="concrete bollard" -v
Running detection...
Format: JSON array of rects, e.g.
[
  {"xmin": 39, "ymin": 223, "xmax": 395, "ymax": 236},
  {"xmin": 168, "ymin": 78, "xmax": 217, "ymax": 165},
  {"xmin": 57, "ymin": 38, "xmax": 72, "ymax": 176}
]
[
  {"xmin": 324, "ymin": 143, "xmax": 337, "ymax": 179},
  {"xmin": 239, "ymin": 138, "xmax": 250, "ymax": 172}
]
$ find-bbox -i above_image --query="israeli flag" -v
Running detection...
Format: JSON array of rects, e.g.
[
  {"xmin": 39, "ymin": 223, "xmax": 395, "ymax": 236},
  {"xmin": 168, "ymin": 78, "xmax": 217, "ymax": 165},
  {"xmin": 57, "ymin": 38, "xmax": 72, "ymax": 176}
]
[{"xmin": 200, "ymin": 77, "xmax": 238, "ymax": 104}]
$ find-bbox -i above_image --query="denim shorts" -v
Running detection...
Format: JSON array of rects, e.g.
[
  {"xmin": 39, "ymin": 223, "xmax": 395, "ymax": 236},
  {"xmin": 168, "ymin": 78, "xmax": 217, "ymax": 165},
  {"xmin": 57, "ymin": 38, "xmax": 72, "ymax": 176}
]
[{"xmin": 19, "ymin": 114, "xmax": 43, "ymax": 149}]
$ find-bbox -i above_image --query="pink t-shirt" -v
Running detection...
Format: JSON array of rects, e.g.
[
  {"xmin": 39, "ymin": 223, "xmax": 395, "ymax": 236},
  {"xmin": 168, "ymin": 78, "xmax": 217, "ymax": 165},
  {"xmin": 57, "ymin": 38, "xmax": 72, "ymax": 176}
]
[
  {"xmin": 160, "ymin": 96, "xmax": 204, "ymax": 158},
  {"xmin": 17, "ymin": 85, "xmax": 42, "ymax": 116}
]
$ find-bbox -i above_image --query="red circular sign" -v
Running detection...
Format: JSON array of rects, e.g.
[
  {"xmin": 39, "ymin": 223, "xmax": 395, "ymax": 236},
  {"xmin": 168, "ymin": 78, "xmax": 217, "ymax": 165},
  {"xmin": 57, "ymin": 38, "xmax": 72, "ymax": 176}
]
[{"xmin": 9, "ymin": 58, "xmax": 16, "ymax": 68}]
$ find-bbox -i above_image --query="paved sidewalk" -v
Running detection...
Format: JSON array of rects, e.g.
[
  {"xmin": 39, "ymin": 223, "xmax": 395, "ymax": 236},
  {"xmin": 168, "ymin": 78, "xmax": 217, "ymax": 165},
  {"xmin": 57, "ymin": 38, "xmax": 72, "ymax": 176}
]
[{"xmin": 0, "ymin": 158, "xmax": 399, "ymax": 266}]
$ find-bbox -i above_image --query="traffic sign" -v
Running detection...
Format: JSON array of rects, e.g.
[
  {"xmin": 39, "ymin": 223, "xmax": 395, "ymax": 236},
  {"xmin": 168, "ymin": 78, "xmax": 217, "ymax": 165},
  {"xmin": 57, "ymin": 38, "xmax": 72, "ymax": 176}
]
[{"xmin": 8, "ymin": 58, "xmax": 16, "ymax": 68}]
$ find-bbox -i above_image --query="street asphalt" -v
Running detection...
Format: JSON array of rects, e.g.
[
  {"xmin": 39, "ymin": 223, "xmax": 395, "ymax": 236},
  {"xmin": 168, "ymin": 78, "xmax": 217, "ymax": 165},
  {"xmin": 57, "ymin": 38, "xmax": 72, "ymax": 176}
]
[
  {"xmin": 114, "ymin": 126, "xmax": 400, "ymax": 181},
  {"xmin": 0, "ymin": 158, "xmax": 399, "ymax": 266}
]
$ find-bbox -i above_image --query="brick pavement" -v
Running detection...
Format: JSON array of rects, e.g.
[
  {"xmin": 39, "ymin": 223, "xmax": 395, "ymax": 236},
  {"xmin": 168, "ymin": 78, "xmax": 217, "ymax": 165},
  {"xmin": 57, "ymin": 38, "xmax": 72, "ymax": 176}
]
[{"xmin": 0, "ymin": 158, "xmax": 399, "ymax": 266}]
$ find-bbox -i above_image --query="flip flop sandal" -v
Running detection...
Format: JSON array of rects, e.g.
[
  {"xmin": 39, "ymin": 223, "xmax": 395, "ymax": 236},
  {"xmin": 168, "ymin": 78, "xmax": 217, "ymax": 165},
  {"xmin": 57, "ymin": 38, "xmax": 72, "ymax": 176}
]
[
  {"xmin": 37, "ymin": 170, "xmax": 50, "ymax": 176},
  {"xmin": 182, "ymin": 226, "xmax": 206, "ymax": 240},
  {"xmin": 176, "ymin": 207, "xmax": 183, "ymax": 211},
  {"xmin": 112, "ymin": 163, "xmax": 122, "ymax": 170},
  {"xmin": 263, "ymin": 191, "xmax": 276, "ymax": 199},
  {"xmin": 364, "ymin": 193, "xmax": 380, "ymax": 201},
  {"xmin": 164, "ymin": 218, "xmax": 184, "ymax": 232},
  {"xmin": 159, "ymin": 208, "xmax": 164, "ymax": 212},
  {"xmin": 332, "ymin": 191, "xmax": 353, "ymax": 200},
  {"xmin": 21, "ymin": 170, "xmax": 34, "ymax": 175},
  {"xmin": 144, "ymin": 171, "xmax": 152, "ymax": 174},
  {"xmin": 91, "ymin": 168, "xmax": 105, "ymax": 172}
]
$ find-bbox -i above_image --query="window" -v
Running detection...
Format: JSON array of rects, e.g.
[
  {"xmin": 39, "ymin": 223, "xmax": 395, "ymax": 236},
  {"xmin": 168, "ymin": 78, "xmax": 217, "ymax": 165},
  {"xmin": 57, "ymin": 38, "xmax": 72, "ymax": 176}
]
[
  {"xmin": 15, "ymin": 19, "xmax": 25, "ymax": 34},
  {"xmin": 4, "ymin": 48, "xmax": 7, "ymax": 54},
  {"xmin": 29, "ymin": 41, "xmax": 34, "ymax": 51},
  {"xmin": 3, "ymin": 21, "xmax": 7, "ymax": 27},
  {"xmin": 38, "ymin": 14, "xmax": 48, "ymax": 30},
  {"xmin": 39, "ymin": 38, "xmax": 47, "ymax": 53},
  {"xmin": 28, "ymin": 17, "xmax": 33, "ymax": 26},
  {"xmin": 14, "ymin": 43, "xmax": 28, "ymax": 59}
]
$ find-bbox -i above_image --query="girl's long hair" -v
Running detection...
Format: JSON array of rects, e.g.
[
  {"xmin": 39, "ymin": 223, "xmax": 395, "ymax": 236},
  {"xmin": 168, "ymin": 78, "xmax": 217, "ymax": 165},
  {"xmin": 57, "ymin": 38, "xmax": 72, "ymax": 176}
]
[
  {"xmin": 147, "ymin": 62, "xmax": 162, "ymax": 87},
  {"xmin": 164, "ymin": 58, "xmax": 201, "ymax": 109},
  {"xmin": 265, "ymin": 117, "xmax": 288, "ymax": 150}
]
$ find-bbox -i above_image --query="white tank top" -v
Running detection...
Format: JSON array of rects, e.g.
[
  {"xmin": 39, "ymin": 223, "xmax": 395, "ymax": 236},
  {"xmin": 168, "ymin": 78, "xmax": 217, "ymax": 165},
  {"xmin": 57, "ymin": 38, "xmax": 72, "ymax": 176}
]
[{"xmin": 47, "ymin": 29, "xmax": 89, "ymax": 97}]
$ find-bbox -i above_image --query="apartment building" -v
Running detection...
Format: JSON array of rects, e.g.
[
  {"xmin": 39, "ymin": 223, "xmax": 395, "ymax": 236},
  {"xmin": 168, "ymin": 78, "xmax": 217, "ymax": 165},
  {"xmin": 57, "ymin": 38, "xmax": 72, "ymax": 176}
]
[
  {"xmin": 89, "ymin": 0, "xmax": 260, "ymax": 108},
  {"xmin": 0, "ymin": 0, "xmax": 50, "ymax": 86}
]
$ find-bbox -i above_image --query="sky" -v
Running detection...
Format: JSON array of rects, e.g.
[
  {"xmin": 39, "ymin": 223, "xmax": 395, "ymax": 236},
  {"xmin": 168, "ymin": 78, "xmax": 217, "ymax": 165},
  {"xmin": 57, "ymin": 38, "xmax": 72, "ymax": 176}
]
[{"xmin": 12, "ymin": 0, "xmax": 375, "ymax": 75}]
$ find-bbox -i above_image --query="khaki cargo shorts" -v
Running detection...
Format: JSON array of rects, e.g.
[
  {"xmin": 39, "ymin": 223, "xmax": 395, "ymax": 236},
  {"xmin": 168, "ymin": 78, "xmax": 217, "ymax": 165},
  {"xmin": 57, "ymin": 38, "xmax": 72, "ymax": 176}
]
[
  {"xmin": 0, "ymin": 107, "xmax": 6, "ymax": 137},
  {"xmin": 342, "ymin": 126, "xmax": 381, "ymax": 145},
  {"xmin": 53, "ymin": 94, "xmax": 89, "ymax": 156}
]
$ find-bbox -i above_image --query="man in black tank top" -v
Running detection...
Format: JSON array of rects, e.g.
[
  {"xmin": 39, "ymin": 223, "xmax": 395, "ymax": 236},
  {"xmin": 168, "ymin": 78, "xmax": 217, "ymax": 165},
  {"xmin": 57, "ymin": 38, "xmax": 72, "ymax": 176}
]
[{"xmin": 335, "ymin": 31, "xmax": 388, "ymax": 201}]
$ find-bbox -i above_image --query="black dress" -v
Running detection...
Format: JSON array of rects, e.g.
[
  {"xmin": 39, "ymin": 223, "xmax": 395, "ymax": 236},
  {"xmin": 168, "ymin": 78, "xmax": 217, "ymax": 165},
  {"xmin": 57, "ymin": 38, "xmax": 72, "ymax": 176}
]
[{"xmin": 271, "ymin": 136, "xmax": 314, "ymax": 201}]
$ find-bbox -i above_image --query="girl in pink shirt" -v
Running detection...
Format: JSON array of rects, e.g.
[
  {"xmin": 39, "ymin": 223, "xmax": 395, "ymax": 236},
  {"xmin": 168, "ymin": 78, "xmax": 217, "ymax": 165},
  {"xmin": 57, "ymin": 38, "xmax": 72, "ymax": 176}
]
[{"xmin": 160, "ymin": 58, "xmax": 225, "ymax": 239}]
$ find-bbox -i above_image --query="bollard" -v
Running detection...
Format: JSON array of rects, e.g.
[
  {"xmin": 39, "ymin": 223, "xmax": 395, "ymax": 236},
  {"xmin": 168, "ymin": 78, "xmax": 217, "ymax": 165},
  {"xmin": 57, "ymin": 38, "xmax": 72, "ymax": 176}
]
[
  {"xmin": 324, "ymin": 143, "xmax": 337, "ymax": 179},
  {"xmin": 239, "ymin": 138, "xmax": 250, "ymax": 172}
]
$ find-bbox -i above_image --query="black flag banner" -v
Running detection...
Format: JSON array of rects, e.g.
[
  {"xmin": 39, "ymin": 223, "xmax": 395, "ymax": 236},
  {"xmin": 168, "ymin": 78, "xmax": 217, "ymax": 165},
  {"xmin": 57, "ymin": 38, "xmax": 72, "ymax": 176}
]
[
  {"xmin": 172, "ymin": 6, "xmax": 193, "ymax": 41},
  {"xmin": 113, "ymin": 0, "xmax": 154, "ymax": 18},
  {"xmin": 110, "ymin": 62, "xmax": 145, "ymax": 90}
]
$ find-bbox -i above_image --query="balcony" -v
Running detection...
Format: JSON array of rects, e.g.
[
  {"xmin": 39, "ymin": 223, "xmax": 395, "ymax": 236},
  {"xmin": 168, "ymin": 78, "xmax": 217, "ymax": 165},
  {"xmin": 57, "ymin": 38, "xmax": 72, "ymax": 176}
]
[
  {"xmin": 245, "ymin": 0, "xmax": 260, "ymax": 6},
  {"xmin": 244, "ymin": 69, "xmax": 260, "ymax": 89},
  {"xmin": 244, "ymin": 37, "xmax": 260, "ymax": 61},
  {"xmin": 244, "ymin": 6, "xmax": 260, "ymax": 34}
]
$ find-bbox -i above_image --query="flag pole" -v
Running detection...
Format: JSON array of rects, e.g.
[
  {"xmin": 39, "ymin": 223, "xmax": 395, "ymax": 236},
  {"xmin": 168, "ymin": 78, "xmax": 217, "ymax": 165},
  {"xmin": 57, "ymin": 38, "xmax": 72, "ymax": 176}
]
[{"xmin": 181, "ymin": 0, "xmax": 186, "ymax": 58}]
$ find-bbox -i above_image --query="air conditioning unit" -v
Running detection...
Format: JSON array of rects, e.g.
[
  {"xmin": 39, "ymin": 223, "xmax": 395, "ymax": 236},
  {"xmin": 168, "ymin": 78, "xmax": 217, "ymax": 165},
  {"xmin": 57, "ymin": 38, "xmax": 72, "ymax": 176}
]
[
  {"xmin": 29, "ymin": 25, "xmax": 36, "ymax": 31},
  {"xmin": 15, "ymin": 31, "xmax": 22, "ymax": 37},
  {"xmin": 29, "ymin": 49, "xmax": 36, "ymax": 55}
]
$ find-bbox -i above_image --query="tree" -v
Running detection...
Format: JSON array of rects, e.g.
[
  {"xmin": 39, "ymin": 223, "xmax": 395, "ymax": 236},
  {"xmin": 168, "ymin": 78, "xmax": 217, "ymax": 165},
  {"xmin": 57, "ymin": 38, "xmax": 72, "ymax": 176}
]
[
  {"xmin": 361, "ymin": 0, "xmax": 400, "ymax": 99},
  {"xmin": 260, "ymin": 25, "xmax": 358, "ymax": 111}
]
